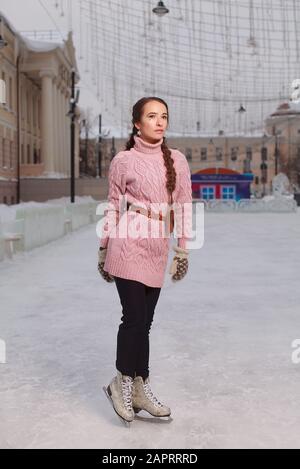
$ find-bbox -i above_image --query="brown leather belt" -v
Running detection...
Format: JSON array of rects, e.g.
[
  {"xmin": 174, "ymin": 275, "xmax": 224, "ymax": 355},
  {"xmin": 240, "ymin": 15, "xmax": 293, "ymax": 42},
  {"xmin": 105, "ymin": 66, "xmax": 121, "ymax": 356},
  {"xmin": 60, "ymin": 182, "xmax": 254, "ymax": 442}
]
[{"xmin": 126, "ymin": 201, "xmax": 166, "ymax": 221}]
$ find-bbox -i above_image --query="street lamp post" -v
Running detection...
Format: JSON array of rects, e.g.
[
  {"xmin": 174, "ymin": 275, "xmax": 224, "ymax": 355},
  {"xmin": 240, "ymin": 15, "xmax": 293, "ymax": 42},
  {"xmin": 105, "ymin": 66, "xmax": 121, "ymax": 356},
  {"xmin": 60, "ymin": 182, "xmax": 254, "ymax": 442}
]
[
  {"xmin": 70, "ymin": 71, "xmax": 76, "ymax": 203},
  {"xmin": 98, "ymin": 114, "xmax": 102, "ymax": 179},
  {"xmin": 83, "ymin": 119, "xmax": 89, "ymax": 175},
  {"xmin": 96, "ymin": 119, "xmax": 110, "ymax": 178},
  {"xmin": 260, "ymin": 161, "xmax": 268, "ymax": 197},
  {"xmin": 67, "ymin": 69, "xmax": 80, "ymax": 203}
]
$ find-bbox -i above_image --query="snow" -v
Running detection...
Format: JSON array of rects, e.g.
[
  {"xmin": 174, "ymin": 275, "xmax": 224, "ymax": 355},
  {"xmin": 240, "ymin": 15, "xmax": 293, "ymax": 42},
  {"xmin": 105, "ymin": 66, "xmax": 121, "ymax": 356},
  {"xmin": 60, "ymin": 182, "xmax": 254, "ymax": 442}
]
[
  {"xmin": 0, "ymin": 209, "xmax": 300, "ymax": 448},
  {"xmin": 0, "ymin": 196, "xmax": 98, "ymax": 223},
  {"xmin": 21, "ymin": 36, "xmax": 63, "ymax": 52}
]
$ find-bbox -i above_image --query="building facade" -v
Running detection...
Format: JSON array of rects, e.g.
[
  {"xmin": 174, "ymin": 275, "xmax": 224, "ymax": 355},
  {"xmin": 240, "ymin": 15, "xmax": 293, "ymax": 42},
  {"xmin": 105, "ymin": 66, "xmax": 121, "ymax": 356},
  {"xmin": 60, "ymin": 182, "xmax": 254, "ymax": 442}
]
[
  {"xmin": 265, "ymin": 102, "xmax": 300, "ymax": 189},
  {"xmin": 107, "ymin": 110, "xmax": 300, "ymax": 198},
  {"xmin": 0, "ymin": 13, "xmax": 80, "ymax": 204},
  {"xmin": 0, "ymin": 14, "xmax": 17, "ymax": 204}
]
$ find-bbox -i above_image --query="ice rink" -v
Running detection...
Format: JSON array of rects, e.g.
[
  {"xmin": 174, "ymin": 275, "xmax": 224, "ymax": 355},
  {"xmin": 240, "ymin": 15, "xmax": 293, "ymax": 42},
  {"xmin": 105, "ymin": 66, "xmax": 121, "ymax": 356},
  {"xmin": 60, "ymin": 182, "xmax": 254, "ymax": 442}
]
[{"xmin": 1, "ymin": 210, "xmax": 300, "ymax": 449}]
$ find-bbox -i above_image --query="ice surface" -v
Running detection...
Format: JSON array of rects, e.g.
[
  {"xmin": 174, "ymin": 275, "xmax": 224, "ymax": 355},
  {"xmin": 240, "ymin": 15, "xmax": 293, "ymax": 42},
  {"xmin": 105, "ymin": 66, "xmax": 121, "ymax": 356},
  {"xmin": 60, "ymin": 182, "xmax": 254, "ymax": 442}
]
[{"xmin": 0, "ymin": 210, "xmax": 300, "ymax": 448}]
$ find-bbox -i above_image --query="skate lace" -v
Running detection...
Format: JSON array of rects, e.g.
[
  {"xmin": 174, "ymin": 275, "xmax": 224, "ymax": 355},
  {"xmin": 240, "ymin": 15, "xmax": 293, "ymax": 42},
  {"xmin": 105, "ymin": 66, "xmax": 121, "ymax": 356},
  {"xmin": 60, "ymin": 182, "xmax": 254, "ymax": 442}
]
[
  {"xmin": 121, "ymin": 377, "xmax": 133, "ymax": 411},
  {"xmin": 143, "ymin": 382, "xmax": 164, "ymax": 408}
]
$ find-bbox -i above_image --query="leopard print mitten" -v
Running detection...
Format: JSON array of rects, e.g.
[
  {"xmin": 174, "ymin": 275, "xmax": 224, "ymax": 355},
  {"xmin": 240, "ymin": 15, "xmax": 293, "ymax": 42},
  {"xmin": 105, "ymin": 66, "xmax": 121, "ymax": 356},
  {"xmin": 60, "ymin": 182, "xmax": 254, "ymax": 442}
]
[
  {"xmin": 98, "ymin": 247, "xmax": 115, "ymax": 283},
  {"xmin": 169, "ymin": 246, "xmax": 189, "ymax": 282}
]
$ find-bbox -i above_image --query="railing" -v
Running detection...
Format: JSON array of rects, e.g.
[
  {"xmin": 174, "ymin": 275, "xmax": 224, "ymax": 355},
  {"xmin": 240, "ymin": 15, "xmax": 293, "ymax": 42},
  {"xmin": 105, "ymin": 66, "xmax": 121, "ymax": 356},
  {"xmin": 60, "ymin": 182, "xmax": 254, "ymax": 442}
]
[
  {"xmin": 192, "ymin": 197, "xmax": 297, "ymax": 213},
  {"xmin": 19, "ymin": 30, "xmax": 67, "ymax": 42},
  {"xmin": 0, "ymin": 200, "xmax": 102, "ymax": 261}
]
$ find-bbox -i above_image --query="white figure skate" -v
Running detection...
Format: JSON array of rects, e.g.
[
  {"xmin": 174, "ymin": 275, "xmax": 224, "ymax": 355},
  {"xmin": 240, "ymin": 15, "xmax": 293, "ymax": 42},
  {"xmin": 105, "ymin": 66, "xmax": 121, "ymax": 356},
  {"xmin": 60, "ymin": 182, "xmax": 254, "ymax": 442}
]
[
  {"xmin": 103, "ymin": 371, "xmax": 134, "ymax": 427},
  {"xmin": 132, "ymin": 376, "xmax": 172, "ymax": 420}
]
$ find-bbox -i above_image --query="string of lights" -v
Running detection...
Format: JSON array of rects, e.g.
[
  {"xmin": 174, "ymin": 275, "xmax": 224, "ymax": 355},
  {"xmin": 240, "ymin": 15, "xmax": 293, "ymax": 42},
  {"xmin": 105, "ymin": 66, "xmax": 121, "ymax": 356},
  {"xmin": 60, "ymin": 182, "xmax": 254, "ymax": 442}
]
[{"xmin": 44, "ymin": 0, "xmax": 300, "ymax": 137}]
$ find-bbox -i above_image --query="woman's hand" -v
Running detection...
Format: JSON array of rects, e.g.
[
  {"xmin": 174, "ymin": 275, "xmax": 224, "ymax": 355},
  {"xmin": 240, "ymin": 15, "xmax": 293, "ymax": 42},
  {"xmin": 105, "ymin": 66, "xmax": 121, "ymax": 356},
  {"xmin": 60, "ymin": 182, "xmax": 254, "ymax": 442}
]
[
  {"xmin": 169, "ymin": 246, "xmax": 189, "ymax": 282},
  {"xmin": 98, "ymin": 247, "xmax": 115, "ymax": 283}
]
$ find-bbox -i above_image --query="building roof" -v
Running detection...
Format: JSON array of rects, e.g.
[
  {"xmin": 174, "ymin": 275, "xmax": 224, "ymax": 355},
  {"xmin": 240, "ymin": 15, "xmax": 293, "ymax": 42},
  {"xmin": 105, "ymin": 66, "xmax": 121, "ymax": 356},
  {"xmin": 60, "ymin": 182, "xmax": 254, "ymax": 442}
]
[
  {"xmin": 271, "ymin": 101, "xmax": 300, "ymax": 117},
  {"xmin": 195, "ymin": 167, "xmax": 241, "ymax": 175}
]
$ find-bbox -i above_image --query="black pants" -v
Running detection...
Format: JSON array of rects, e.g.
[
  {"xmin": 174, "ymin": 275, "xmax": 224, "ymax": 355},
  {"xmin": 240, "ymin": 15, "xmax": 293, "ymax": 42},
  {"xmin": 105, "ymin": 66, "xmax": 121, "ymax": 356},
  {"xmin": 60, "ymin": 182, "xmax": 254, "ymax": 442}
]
[{"xmin": 114, "ymin": 276, "xmax": 161, "ymax": 380}]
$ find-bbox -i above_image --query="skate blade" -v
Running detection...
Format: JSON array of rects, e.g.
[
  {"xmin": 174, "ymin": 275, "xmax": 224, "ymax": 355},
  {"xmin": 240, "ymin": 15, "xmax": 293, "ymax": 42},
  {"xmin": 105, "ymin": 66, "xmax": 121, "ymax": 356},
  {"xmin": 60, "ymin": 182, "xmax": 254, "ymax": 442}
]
[
  {"xmin": 102, "ymin": 386, "xmax": 132, "ymax": 428},
  {"xmin": 134, "ymin": 411, "xmax": 173, "ymax": 424}
]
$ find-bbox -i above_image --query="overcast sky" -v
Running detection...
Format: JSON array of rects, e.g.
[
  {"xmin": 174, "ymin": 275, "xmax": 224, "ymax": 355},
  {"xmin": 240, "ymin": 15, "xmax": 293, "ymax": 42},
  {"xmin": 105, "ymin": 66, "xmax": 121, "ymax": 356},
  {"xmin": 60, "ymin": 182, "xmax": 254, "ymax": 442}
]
[
  {"xmin": 1, "ymin": 1, "xmax": 299, "ymax": 138},
  {"xmin": 1, "ymin": 0, "xmax": 53, "ymax": 29},
  {"xmin": 1, "ymin": 0, "xmax": 104, "ymax": 132}
]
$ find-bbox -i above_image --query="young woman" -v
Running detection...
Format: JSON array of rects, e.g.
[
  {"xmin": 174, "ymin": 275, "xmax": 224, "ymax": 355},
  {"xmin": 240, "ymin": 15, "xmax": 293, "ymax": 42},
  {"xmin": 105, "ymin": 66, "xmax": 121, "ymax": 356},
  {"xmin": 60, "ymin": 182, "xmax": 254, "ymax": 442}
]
[{"xmin": 98, "ymin": 97, "xmax": 192, "ymax": 423}]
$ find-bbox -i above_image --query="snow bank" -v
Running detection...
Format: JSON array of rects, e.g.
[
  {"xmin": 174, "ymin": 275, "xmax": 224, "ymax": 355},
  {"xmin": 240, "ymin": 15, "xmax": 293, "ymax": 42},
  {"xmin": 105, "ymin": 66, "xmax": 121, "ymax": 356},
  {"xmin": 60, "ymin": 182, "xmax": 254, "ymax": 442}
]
[{"xmin": 0, "ymin": 196, "xmax": 99, "ymax": 223}]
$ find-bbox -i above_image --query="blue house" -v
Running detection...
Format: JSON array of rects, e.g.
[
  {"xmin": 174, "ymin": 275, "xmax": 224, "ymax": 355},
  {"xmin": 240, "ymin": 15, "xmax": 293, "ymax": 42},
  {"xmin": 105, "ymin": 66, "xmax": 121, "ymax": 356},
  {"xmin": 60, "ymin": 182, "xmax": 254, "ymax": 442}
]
[{"xmin": 191, "ymin": 168, "xmax": 254, "ymax": 201}]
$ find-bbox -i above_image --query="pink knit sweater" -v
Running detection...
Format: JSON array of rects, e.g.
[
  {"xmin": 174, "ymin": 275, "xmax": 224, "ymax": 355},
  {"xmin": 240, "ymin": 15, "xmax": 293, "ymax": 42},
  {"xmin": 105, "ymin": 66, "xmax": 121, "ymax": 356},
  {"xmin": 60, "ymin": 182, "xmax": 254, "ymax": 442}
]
[{"xmin": 98, "ymin": 135, "xmax": 193, "ymax": 287}]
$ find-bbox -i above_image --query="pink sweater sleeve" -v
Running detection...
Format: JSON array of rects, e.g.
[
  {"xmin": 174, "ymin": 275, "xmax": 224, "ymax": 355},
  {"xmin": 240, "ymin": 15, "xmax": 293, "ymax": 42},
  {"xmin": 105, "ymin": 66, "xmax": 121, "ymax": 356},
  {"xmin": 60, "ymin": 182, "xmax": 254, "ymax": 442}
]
[
  {"xmin": 99, "ymin": 153, "xmax": 127, "ymax": 249},
  {"xmin": 174, "ymin": 152, "xmax": 193, "ymax": 250}
]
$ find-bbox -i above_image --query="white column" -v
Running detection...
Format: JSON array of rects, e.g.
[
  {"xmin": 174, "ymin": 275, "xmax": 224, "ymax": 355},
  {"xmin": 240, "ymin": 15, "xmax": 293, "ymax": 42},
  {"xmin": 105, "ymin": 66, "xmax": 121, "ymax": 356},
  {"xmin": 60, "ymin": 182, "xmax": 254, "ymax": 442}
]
[
  {"xmin": 29, "ymin": 86, "xmax": 33, "ymax": 164},
  {"xmin": 40, "ymin": 70, "xmax": 55, "ymax": 174},
  {"xmin": 75, "ymin": 114, "xmax": 80, "ymax": 179},
  {"xmin": 60, "ymin": 87, "xmax": 66, "ymax": 176},
  {"xmin": 55, "ymin": 80, "xmax": 62, "ymax": 175},
  {"xmin": 65, "ymin": 92, "xmax": 70, "ymax": 177},
  {"xmin": 57, "ymin": 85, "xmax": 62, "ymax": 174},
  {"xmin": 52, "ymin": 78, "xmax": 58, "ymax": 174}
]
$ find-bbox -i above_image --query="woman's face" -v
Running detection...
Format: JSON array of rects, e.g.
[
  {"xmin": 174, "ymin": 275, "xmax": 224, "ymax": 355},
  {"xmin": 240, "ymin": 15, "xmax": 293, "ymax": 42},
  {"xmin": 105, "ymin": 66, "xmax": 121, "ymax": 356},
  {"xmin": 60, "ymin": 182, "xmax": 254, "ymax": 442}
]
[{"xmin": 135, "ymin": 101, "xmax": 169, "ymax": 143}]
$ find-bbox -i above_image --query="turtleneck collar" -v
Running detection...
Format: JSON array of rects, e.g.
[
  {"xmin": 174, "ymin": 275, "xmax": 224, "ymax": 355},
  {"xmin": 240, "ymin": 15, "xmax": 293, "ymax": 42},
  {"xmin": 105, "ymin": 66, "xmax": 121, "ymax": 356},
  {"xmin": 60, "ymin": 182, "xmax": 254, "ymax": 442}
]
[{"xmin": 133, "ymin": 134, "xmax": 164, "ymax": 154}]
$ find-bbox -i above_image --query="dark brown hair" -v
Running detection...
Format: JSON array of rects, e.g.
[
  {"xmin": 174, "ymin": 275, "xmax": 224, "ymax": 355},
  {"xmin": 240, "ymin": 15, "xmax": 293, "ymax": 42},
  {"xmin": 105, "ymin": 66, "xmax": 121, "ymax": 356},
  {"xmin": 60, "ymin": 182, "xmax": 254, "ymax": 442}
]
[{"xmin": 125, "ymin": 97, "xmax": 176, "ymax": 200}]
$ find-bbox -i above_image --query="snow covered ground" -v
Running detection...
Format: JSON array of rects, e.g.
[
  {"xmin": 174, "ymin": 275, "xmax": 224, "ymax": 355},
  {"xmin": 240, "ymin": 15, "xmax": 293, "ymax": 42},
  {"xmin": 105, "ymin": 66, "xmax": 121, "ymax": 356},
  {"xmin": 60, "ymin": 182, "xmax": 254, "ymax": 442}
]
[{"xmin": 0, "ymin": 209, "xmax": 300, "ymax": 449}]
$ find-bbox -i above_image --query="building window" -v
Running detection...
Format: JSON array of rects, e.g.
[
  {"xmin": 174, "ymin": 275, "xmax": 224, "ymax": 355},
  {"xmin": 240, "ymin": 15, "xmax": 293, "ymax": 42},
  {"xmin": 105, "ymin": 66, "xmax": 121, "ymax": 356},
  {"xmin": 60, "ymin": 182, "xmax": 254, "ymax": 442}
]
[
  {"xmin": 222, "ymin": 186, "xmax": 235, "ymax": 199},
  {"xmin": 2, "ymin": 138, "xmax": 6, "ymax": 168},
  {"xmin": 255, "ymin": 176, "xmax": 259, "ymax": 184},
  {"xmin": 27, "ymin": 91, "xmax": 30, "ymax": 122},
  {"xmin": 21, "ymin": 143, "xmax": 24, "ymax": 164},
  {"xmin": 216, "ymin": 147, "xmax": 223, "ymax": 161},
  {"xmin": 38, "ymin": 100, "xmax": 41, "ymax": 129},
  {"xmin": 201, "ymin": 186, "xmax": 215, "ymax": 200},
  {"xmin": 33, "ymin": 96, "xmax": 36, "ymax": 127},
  {"xmin": 21, "ymin": 87, "xmax": 24, "ymax": 119},
  {"xmin": 0, "ymin": 137, "xmax": 3, "ymax": 166},
  {"xmin": 9, "ymin": 77, "xmax": 13, "ymax": 110},
  {"xmin": 10, "ymin": 141, "xmax": 13, "ymax": 169},
  {"xmin": 27, "ymin": 144, "xmax": 31, "ymax": 164},
  {"xmin": 1, "ymin": 71, "xmax": 6, "ymax": 105},
  {"xmin": 185, "ymin": 148, "xmax": 192, "ymax": 161},
  {"xmin": 261, "ymin": 147, "xmax": 268, "ymax": 161},
  {"xmin": 243, "ymin": 159, "xmax": 252, "ymax": 173},
  {"xmin": 33, "ymin": 147, "xmax": 38, "ymax": 164},
  {"xmin": 11, "ymin": 196, "xmax": 15, "ymax": 205},
  {"xmin": 201, "ymin": 148, "xmax": 207, "ymax": 161},
  {"xmin": 231, "ymin": 147, "xmax": 238, "ymax": 161},
  {"xmin": 3, "ymin": 196, "xmax": 7, "ymax": 205},
  {"xmin": 246, "ymin": 146, "xmax": 252, "ymax": 160}
]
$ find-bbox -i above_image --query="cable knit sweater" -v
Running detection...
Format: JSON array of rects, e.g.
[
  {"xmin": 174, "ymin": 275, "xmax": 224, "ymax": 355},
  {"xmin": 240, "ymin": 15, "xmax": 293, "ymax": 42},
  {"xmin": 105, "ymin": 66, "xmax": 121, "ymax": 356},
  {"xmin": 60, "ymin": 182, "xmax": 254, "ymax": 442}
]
[{"xmin": 98, "ymin": 134, "xmax": 193, "ymax": 287}]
